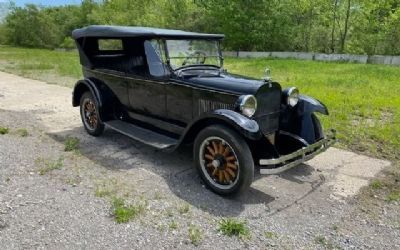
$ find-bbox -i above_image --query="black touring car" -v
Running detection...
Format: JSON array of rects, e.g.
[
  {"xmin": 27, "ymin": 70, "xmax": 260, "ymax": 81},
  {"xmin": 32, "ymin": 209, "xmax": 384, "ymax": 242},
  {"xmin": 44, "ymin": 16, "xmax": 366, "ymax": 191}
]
[{"xmin": 72, "ymin": 25, "xmax": 335, "ymax": 195}]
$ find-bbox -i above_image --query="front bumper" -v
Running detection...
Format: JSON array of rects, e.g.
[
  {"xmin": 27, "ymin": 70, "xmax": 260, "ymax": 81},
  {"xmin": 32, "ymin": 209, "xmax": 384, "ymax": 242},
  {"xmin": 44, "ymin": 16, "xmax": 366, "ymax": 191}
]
[{"xmin": 259, "ymin": 130, "xmax": 336, "ymax": 174}]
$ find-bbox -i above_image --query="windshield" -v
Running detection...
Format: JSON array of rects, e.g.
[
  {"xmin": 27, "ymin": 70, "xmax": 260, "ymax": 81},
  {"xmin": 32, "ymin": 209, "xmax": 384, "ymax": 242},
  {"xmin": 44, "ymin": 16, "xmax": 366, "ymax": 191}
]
[{"xmin": 165, "ymin": 40, "xmax": 222, "ymax": 70}]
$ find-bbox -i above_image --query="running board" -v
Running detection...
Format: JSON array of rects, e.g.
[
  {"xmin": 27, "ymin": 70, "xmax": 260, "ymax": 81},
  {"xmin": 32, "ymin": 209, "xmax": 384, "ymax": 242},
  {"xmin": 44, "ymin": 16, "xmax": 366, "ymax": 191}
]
[{"xmin": 104, "ymin": 120, "xmax": 178, "ymax": 150}]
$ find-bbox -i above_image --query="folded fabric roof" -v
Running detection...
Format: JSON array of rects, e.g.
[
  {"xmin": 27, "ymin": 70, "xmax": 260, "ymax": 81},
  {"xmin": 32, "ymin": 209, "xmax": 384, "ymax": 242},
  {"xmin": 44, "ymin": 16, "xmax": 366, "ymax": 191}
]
[{"xmin": 72, "ymin": 25, "xmax": 224, "ymax": 40}]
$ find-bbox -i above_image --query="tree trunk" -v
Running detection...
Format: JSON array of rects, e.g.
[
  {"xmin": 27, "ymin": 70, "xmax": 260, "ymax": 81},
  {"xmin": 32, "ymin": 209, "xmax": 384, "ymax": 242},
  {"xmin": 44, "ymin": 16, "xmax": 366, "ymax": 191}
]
[
  {"xmin": 330, "ymin": 0, "xmax": 339, "ymax": 53},
  {"xmin": 340, "ymin": 0, "xmax": 351, "ymax": 53}
]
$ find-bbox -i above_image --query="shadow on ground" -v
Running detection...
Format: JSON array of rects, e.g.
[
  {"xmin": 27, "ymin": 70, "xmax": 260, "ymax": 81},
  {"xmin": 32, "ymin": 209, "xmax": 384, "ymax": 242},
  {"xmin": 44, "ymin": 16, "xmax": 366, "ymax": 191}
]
[{"xmin": 45, "ymin": 123, "xmax": 324, "ymax": 217}]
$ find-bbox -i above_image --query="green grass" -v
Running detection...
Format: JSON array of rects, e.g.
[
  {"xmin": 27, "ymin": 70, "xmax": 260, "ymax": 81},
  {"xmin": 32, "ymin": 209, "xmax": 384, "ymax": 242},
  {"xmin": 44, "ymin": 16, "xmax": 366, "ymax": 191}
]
[
  {"xmin": 218, "ymin": 218, "xmax": 249, "ymax": 237},
  {"xmin": 188, "ymin": 224, "xmax": 202, "ymax": 246},
  {"xmin": 370, "ymin": 180, "xmax": 383, "ymax": 190},
  {"xmin": 15, "ymin": 128, "xmax": 28, "ymax": 137},
  {"xmin": 225, "ymin": 57, "xmax": 400, "ymax": 160},
  {"xmin": 387, "ymin": 191, "xmax": 400, "ymax": 202},
  {"xmin": 0, "ymin": 126, "xmax": 9, "ymax": 135},
  {"xmin": 169, "ymin": 220, "xmax": 178, "ymax": 230},
  {"xmin": 264, "ymin": 231, "xmax": 276, "ymax": 239},
  {"xmin": 0, "ymin": 46, "xmax": 399, "ymax": 160},
  {"xmin": 112, "ymin": 197, "xmax": 145, "ymax": 223},
  {"xmin": 0, "ymin": 46, "xmax": 81, "ymax": 87},
  {"xmin": 64, "ymin": 137, "xmax": 80, "ymax": 152},
  {"xmin": 36, "ymin": 157, "xmax": 64, "ymax": 175},
  {"xmin": 178, "ymin": 203, "xmax": 190, "ymax": 214}
]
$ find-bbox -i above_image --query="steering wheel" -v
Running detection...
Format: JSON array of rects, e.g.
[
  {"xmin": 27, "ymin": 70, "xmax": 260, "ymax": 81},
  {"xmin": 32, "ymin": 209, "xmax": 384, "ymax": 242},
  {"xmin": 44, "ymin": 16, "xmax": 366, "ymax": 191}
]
[{"xmin": 182, "ymin": 51, "xmax": 207, "ymax": 66}]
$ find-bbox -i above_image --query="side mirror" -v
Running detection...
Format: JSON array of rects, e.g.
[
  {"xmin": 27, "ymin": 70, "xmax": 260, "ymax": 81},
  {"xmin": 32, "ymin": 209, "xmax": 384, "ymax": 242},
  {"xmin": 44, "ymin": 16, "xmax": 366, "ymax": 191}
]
[{"xmin": 262, "ymin": 67, "xmax": 272, "ymax": 82}]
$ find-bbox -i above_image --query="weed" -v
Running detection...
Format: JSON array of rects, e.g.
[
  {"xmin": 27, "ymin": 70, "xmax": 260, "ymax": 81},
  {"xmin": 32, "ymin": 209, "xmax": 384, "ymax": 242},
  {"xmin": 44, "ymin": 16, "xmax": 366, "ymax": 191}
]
[
  {"xmin": 0, "ymin": 126, "xmax": 9, "ymax": 135},
  {"xmin": 264, "ymin": 231, "xmax": 276, "ymax": 239},
  {"xmin": 387, "ymin": 191, "xmax": 400, "ymax": 202},
  {"xmin": 166, "ymin": 209, "xmax": 174, "ymax": 217},
  {"xmin": 188, "ymin": 224, "xmax": 202, "ymax": 246},
  {"xmin": 112, "ymin": 197, "xmax": 145, "ymax": 223},
  {"xmin": 64, "ymin": 137, "xmax": 79, "ymax": 151},
  {"xmin": 169, "ymin": 220, "xmax": 178, "ymax": 230},
  {"xmin": 178, "ymin": 203, "xmax": 190, "ymax": 214},
  {"xmin": 370, "ymin": 180, "xmax": 383, "ymax": 190},
  {"xmin": 218, "ymin": 218, "xmax": 249, "ymax": 237},
  {"xmin": 157, "ymin": 224, "xmax": 166, "ymax": 232},
  {"xmin": 315, "ymin": 235, "xmax": 327, "ymax": 245},
  {"xmin": 16, "ymin": 128, "xmax": 28, "ymax": 137},
  {"xmin": 314, "ymin": 235, "xmax": 335, "ymax": 249},
  {"xmin": 95, "ymin": 187, "xmax": 113, "ymax": 198},
  {"xmin": 153, "ymin": 191, "xmax": 163, "ymax": 200},
  {"xmin": 38, "ymin": 157, "xmax": 64, "ymax": 175}
]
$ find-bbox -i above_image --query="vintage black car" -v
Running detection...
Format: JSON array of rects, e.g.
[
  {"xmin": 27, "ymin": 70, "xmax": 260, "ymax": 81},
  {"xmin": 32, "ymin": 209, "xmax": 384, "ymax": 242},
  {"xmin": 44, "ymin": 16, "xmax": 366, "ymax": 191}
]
[{"xmin": 72, "ymin": 25, "xmax": 335, "ymax": 195}]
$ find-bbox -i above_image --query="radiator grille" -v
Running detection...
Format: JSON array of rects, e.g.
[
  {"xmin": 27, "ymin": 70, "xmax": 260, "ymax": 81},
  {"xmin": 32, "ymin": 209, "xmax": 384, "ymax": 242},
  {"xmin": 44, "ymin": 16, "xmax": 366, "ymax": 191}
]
[
  {"xmin": 254, "ymin": 84, "xmax": 282, "ymax": 135},
  {"xmin": 198, "ymin": 99, "xmax": 234, "ymax": 115}
]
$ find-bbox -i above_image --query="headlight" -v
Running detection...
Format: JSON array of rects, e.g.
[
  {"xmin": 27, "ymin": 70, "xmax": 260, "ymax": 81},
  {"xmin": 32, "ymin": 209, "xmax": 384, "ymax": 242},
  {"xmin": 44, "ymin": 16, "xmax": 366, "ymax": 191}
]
[
  {"xmin": 284, "ymin": 87, "xmax": 299, "ymax": 107},
  {"xmin": 237, "ymin": 95, "xmax": 257, "ymax": 117}
]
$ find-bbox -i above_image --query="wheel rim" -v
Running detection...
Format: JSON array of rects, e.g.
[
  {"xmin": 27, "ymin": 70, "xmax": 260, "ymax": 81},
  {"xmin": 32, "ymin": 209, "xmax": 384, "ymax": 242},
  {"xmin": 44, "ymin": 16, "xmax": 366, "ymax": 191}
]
[
  {"xmin": 82, "ymin": 99, "xmax": 98, "ymax": 130},
  {"xmin": 199, "ymin": 136, "xmax": 240, "ymax": 190}
]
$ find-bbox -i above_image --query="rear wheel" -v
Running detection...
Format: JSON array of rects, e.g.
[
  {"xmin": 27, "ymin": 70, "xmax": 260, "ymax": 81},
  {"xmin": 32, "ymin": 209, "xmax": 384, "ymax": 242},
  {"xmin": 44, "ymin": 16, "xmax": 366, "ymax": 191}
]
[
  {"xmin": 194, "ymin": 125, "xmax": 254, "ymax": 196},
  {"xmin": 80, "ymin": 91, "xmax": 104, "ymax": 136}
]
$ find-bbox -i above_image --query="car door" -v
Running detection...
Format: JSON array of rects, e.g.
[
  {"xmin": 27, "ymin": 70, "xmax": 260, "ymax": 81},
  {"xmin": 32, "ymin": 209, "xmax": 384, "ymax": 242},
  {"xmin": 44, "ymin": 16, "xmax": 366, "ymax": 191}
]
[{"xmin": 127, "ymin": 40, "xmax": 167, "ymax": 119}]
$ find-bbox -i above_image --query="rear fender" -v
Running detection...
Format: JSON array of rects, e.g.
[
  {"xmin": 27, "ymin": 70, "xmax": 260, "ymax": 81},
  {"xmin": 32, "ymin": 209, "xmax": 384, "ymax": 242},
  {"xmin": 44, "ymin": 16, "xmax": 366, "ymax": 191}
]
[{"xmin": 72, "ymin": 78, "xmax": 118, "ymax": 121}]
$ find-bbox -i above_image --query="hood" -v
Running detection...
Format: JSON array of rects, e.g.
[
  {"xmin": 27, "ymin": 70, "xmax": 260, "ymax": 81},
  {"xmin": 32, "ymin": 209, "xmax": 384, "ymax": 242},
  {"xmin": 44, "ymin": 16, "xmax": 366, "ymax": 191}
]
[{"xmin": 182, "ymin": 72, "xmax": 266, "ymax": 95}]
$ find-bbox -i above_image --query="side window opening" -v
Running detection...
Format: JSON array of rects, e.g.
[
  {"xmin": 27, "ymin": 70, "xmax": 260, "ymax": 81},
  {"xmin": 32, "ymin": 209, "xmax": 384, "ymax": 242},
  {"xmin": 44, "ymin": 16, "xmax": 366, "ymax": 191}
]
[
  {"xmin": 98, "ymin": 39, "xmax": 123, "ymax": 51},
  {"xmin": 145, "ymin": 39, "xmax": 170, "ymax": 78}
]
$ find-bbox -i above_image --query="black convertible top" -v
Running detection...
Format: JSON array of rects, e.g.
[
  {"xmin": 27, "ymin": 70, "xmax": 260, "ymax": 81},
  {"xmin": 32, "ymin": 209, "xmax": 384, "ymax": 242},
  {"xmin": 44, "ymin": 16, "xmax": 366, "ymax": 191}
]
[{"xmin": 72, "ymin": 25, "xmax": 225, "ymax": 40}]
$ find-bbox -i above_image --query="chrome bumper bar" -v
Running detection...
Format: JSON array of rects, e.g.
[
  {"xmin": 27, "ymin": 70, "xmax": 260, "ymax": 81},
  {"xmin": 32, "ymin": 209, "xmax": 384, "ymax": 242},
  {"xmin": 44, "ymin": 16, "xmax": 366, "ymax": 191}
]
[{"xmin": 259, "ymin": 130, "xmax": 336, "ymax": 175}]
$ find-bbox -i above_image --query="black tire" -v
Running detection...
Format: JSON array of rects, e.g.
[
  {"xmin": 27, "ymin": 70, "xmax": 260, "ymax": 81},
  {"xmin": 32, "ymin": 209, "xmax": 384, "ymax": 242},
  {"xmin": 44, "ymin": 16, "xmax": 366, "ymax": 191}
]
[
  {"xmin": 80, "ymin": 91, "xmax": 104, "ymax": 136},
  {"xmin": 194, "ymin": 124, "xmax": 254, "ymax": 196}
]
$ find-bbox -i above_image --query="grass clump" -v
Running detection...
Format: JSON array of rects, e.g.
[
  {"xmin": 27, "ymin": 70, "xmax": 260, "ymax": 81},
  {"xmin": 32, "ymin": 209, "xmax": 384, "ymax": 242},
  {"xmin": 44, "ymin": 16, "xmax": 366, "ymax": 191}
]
[
  {"xmin": 16, "ymin": 128, "xmax": 28, "ymax": 137},
  {"xmin": 264, "ymin": 231, "xmax": 276, "ymax": 239},
  {"xmin": 64, "ymin": 137, "xmax": 79, "ymax": 151},
  {"xmin": 169, "ymin": 220, "xmax": 178, "ymax": 230},
  {"xmin": 370, "ymin": 180, "xmax": 383, "ymax": 190},
  {"xmin": 387, "ymin": 191, "xmax": 400, "ymax": 202},
  {"xmin": 37, "ymin": 157, "xmax": 64, "ymax": 175},
  {"xmin": 218, "ymin": 218, "xmax": 249, "ymax": 237},
  {"xmin": 112, "ymin": 197, "xmax": 145, "ymax": 223},
  {"xmin": 178, "ymin": 203, "xmax": 190, "ymax": 214},
  {"xmin": 315, "ymin": 235, "xmax": 327, "ymax": 245},
  {"xmin": 0, "ymin": 126, "xmax": 9, "ymax": 135},
  {"xmin": 188, "ymin": 224, "xmax": 202, "ymax": 246}
]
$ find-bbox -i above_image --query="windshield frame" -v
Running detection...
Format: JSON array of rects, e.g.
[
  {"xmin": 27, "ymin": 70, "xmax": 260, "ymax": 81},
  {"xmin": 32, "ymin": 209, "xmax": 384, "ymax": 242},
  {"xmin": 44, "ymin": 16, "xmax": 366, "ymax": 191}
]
[{"xmin": 162, "ymin": 39, "xmax": 224, "ymax": 72}]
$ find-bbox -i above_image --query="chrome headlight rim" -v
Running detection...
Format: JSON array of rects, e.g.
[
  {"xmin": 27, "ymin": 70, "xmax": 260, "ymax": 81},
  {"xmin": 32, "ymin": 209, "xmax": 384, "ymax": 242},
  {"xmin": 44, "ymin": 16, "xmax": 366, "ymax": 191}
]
[
  {"xmin": 237, "ymin": 95, "xmax": 257, "ymax": 117},
  {"xmin": 285, "ymin": 87, "xmax": 299, "ymax": 107}
]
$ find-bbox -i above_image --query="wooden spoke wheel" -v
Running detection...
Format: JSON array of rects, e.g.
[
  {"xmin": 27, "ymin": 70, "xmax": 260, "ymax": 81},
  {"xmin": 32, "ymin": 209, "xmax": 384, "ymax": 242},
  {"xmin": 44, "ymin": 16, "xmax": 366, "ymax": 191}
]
[
  {"xmin": 194, "ymin": 125, "xmax": 254, "ymax": 196},
  {"xmin": 200, "ymin": 137, "xmax": 239, "ymax": 188},
  {"xmin": 80, "ymin": 92, "xmax": 104, "ymax": 136},
  {"xmin": 83, "ymin": 99, "xmax": 98, "ymax": 130}
]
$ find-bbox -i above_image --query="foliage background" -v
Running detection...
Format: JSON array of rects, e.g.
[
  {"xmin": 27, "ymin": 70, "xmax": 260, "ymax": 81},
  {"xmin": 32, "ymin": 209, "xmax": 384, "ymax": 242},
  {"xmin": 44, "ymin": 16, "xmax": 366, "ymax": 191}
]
[{"xmin": 0, "ymin": 0, "xmax": 399, "ymax": 55}]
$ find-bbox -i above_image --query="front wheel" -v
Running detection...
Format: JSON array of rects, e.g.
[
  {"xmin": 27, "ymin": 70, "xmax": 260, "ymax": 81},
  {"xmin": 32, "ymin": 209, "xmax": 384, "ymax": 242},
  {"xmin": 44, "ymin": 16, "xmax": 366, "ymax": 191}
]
[
  {"xmin": 194, "ymin": 125, "xmax": 254, "ymax": 196},
  {"xmin": 80, "ymin": 91, "xmax": 104, "ymax": 136}
]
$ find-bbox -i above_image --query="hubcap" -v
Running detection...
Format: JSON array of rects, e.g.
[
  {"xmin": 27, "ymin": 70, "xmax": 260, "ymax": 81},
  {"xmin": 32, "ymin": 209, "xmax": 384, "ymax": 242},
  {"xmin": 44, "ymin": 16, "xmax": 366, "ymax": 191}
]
[
  {"xmin": 83, "ymin": 99, "xmax": 98, "ymax": 130},
  {"xmin": 199, "ymin": 137, "xmax": 239, "ymax": 189}
]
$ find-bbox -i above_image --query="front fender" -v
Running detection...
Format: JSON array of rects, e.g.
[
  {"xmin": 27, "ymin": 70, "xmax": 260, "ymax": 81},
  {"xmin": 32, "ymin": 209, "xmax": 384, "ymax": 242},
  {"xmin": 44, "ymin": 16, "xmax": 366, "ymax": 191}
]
[
  {"xmin": 297, "ymin": 95, "xmax": 329, "ymax": 115},
  {"xmin": 280, "ymin": 95, "xmax": 329, "ymax": 144},
  {"xmin": 181, "ymin": 109, "xmax": 262, "ymax": 143}
]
